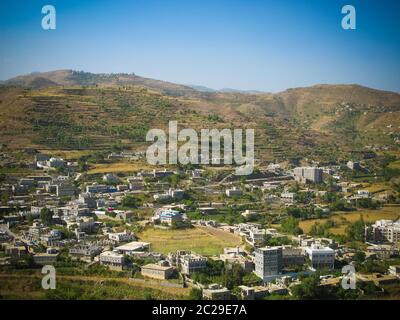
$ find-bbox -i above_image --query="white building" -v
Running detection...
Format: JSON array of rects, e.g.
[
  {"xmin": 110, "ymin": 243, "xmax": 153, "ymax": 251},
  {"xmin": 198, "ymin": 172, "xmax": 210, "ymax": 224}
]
[
  {"xmin": 115, "ymin": 241, "xmax": 150, "ymax": 255},
  {"xmin": 56, "ymin": 183, "xmax": 76, "ymax": 197},
  {"xmin": 225, "ymin": 187, "xmax": 243, "ymax": 197},
  {"xmin": 168, "ymin": 188, "xmax": 185, "ymax": 200},
  {"xmin": 280, "ymin": 191, "xmax": 295, "ymax": 203},
  {"xmin": 248, "ymin": 228, "xmax": 265, "ymax": 247},
  {"xmin": 108, "ymin": 231, "xmax": 135, "ymax": 243},
  {"xmin": 347, "ymin": 161, "xmax": 361, "ymax": 170},
  {"xmin": 103, "ymin": 173, "xmax": 119, "ymax": 184},
  {"xmin": 293, "ymin": 167, "xmax": 323, "ymax": 184},
  {"xmin": 254, "ymin": 247, "xmax": 283, "ymax": 282},
  {"xmin": 304, "ymin": 244, "xmax": 335, "ymax": 270},
  {"xmin": 369, "ymin": 220, "xmax": 400, "ymax": 244},
  {"xmin": 178, "ymin": 252, "xmax": 207, "ymax": 275},
  {"xmin": 100, "ymin": 250, "xmax": 125, "ymax": 270},
  {"xmin": 86, "ymin": 184, "xmax": 110, "ymax": 194}
]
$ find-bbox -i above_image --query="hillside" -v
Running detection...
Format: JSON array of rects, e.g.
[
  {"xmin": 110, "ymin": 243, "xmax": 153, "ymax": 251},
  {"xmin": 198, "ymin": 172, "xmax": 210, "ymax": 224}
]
[
  {"xmin": 5, "ymin": 70, "xmax": 197, "ymax": 97},
  {"xmin": 0, "ymin": 70, "xmax": 399, "ymax": 164}
]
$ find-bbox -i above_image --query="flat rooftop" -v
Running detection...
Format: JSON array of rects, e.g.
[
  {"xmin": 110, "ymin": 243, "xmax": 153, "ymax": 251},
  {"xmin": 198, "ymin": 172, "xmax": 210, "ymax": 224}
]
[
  {"xmin": 116, "ymin": 241, "xmax": 150, "ymax": 252},
  {"xmin": 141, "ymin": 263, "xmax": 173, "ymax": 271}
]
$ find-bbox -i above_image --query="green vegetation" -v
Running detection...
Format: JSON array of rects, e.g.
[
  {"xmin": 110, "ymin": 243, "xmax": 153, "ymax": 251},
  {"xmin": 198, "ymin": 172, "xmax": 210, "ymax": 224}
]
[
  {"xmin": 138, "ymin": 227, "xmax": 242, "ymax": 256},
  {"xmin": 280, "ymin": 216, "xmax": 303, "ymax": 235},
  {"xmin": 40, "ymin": 208, "xmax": 54, "ymax": 226}
]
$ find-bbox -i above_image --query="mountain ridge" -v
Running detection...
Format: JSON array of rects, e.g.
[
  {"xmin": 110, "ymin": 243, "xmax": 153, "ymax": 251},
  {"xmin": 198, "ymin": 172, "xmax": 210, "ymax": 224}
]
[
  {"xmin": 4, "ymin": 69, "xmax": 400, "ymax": 97},
  {"xmin": 0, "ymin": 69, "xmax": 399, "ymax": 160}
]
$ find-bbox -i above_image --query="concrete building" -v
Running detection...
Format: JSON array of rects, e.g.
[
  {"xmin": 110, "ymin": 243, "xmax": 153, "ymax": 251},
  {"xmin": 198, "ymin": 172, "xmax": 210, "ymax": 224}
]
[
  {"xmin": 99, "ymin": 251, "xmax": 125, "ymax": 271},
  {"xmin": 294, "ymin": 167, "xmax": 323, "ymax": 184},
  {"xmin": 69, "ymin": 245, "xmax": 102, "ymax": 260},
  {"xmin": 141, "ymin": 262, "xmax": 175, "ymax": 280},
  {"xmin": 108, "ymin": 231, "xmax": 135, "ymax": 243},
  {"xmin": 305, "ymin": 244, "xmax": 335, "ymax": 270},
  {"xmin": 368, "ymin": 220, "xmax": 400, "ymax": 244},
  {"xmin": 238, "ymin": 285, "xmax": 255, "ymax": 300},
  {"xmin": 56, "ymin": 183, "xmax": 76, "ymax": 197},
  {"xmin": 389, "ymin": 265, "xmax": 400, "ymax": 277},
  {"xmin": 33, "ymin": 253, "xmax": 58, "ymax": 265},
  {"xmin": 282, "ymin": 246, "xmax": 305, "ymax": 267},
  {"xmin": 247, "ymin": 227, "xmax": 265, "ymax": 247},
  {"xmin": 115, "ymin": 241, "xmax": 150, "ymax": 255},
  {"xmin": 179, "ymin": 253, "xmax": 207, "ymax": 275},
  {"xmin": 158, "ymin": 209, "xmax": 184, "ymax": 226},
  {"xmin": 280, "ymin": 191, "xmax": 295, "ymax": 203},
  {"xmin": 103, "ymin": 173, "xmax": 119, "ymax": 184},
  {"xmin": 347, "ymin": 161, "xmax": 361, "ymax": 170},
  {"xmin": 2, "ymin": 244, "xmax": 27, "ymax": 260},
  {"xmin": 202, "ymin": 284, "xmax": 231, "ymax": 300},
  {"xmin": 86, "ymin": 184, "xmax": 112, "ymax": 194},
  {"xmin": 28, "ymin": 223, "xmax": 46, "ymax": 239},
  {"xmin": 254, "ymin": 246, "xmax": 283, "ymax": 282},
  {"xmin": 225, "ymin": 187, "xmax": 243, "ymax": 197},
  {"xmin": 168, "ymin": 188, "xmax": 185, "ymax": 200}
]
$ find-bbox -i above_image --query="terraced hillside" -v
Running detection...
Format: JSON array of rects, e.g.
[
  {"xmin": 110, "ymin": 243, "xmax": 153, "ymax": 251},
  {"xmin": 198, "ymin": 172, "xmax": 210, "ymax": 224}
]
[{"xmin": 1, "ymin": 70, "xmax": 400, "ymax": 164}]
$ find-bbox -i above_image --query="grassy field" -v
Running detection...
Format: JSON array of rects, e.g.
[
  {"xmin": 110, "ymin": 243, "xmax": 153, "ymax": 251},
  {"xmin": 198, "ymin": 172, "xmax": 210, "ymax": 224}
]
[
  {"xmin": 389, "ymin": 160, "xmax": 400, "ymax": 169},
  {"xmin": 299, "ymin": 206, "xmax": 400, "ymax": 235},
  {"xmin": 0, "ymin": 273, "xmax": 189, "ymax": 300},
  {"xmin": 39, "ymin": 149, "xmax": 95, "ymax": 160},
  {"xmin": 138, "ymin": 226, "xmax": 242, "ymax": 256},
  {"xmin": 360, "ymin": 182, "xmax": 392, "ymax": 193},
  {"xmin": 87, "ymin": 161, "xmax": 156, "ymax": 174}
]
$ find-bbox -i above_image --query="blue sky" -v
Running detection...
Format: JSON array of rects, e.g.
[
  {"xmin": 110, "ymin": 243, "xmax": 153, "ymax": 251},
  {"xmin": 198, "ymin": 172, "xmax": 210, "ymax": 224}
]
[{"xmin": 0, "ymin": 0, "xmax": 399, "ymax": 92}]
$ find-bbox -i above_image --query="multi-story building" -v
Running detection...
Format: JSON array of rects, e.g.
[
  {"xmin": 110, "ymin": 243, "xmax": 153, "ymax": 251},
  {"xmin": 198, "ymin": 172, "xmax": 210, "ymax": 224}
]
[
  {"xmin": 158, "ymin": 209, "xmax": 184, "ymax": 226},
  {"xmin": 247, "ymin": 228, "xmax": 265, "ymax": 247},
  {"xmin": 78, "ymin": 193, "xmax": 97, "ymax": 208},
  {"xmin": 282, "ymin": 245, "xmax": 305, "ymax": 267},
  {"xmin": 99, "ymin": 251, "xmax": 125, "ymax": 271},
  {"xmin": 168, "ymin": 188, "xmax": 185, "ymax": 200},
  {"xmin": 368, "ymin": 220, "xmax": 400, "ymax": 244},
  {"xmin": 103, "ymin": 173, "xmax": 119, "ymax": 184},
  {"xmin": 254, "ymin": 246, "xmax": 283, "ymax": 282},
  {"xmin": 28, "ymin": 223, "xmax": 46, "ymax": 239},
  {"xmin": 56, "ymin": 182, "xmax": 76, "ymax": 197},
  {"xmin": 141, "ymin": 262, "xmax": 175, "ymax": 280},
  {"xmin": 179, "ymin": 252, "xmax": 207, "ymax": 275},
  {"xmin": 304, "ymin": 244, "xmax": 335, "ymax": 270},
  {"xmin": 86, "ymin": 184, "xmax": 112, "ymax": 194},
  {"xmin": 69, "ymin": 244, "xmax": 102, "ymax": 260},
  {"xmin": 33, "ymin": 253, "xmax": 59, "ymax": 265},
  {"xmin": 225, "ymin": 187, "xmax": 243, "ymax": 197},
  {"xmin": 203, "ymin": 284, "xmax": 231, "ymax": 300},
  {"xmin": 108, "ymin": 231, "xmax": 135, "ymax": 243},
  {"xmin": 280, "ymin": 191, "xmax": 296, "ymax": 203},
  {"xmin": 293, "ymin": 167, "xmax": 323, "ymax": 184}
]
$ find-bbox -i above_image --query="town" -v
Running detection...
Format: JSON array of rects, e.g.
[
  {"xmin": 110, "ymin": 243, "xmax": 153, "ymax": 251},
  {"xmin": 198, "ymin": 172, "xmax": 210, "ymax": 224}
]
[{"xmin": 1, "ymin": 147, "xmax": 399, "ymax": 300}]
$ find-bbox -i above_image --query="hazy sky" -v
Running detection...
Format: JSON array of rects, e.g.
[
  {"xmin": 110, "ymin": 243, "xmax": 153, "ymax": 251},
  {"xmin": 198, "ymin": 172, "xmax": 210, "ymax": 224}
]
[{"xmin": 1, "ymin": 0, "xmax": 399, "ymax": 92}]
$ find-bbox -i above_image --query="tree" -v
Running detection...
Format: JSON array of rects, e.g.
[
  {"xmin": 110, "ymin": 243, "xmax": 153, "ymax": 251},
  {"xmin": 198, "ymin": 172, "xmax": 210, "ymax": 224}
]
[
  {"xmin": 222, "ymin": 263, "xmax": 244, "ymax": 289},
  {"xmin": 280, "ymin": 216, "xmax": 303, "ymax": 235},
  {"xmin": 27, "ymin": 214, "xmax": 34, "ymax": 225},
  {"xmin": 291, "ymin": 274, "xmax": 321, "ymax": 300},
  {"xmin": 1, "ymin": 192, "xmax": 9, "ymax": 205},
  {"xmin": 353, "ymin": 251, "xmax": 366, "ymax": 264},
  {"xmin": 40, "ymin": 208, "xmax": 54, "ymax": 226},
  {"xmin": 121, "ymin": 195, "xmax": 139, "ymax": 208},
  {"xmin": 189, "ymin": 288, "xmax": 203, "ymax": 300},
  {"xmin": 346, "ymin": 218, "xmax": 365, "ymax": 242}
]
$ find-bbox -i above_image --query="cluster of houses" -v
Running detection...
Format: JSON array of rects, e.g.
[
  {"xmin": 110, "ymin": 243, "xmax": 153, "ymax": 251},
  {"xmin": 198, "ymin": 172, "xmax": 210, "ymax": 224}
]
[{"xmin": 0, "ymin": 151, "xmax": 399, "ymax": 299}]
